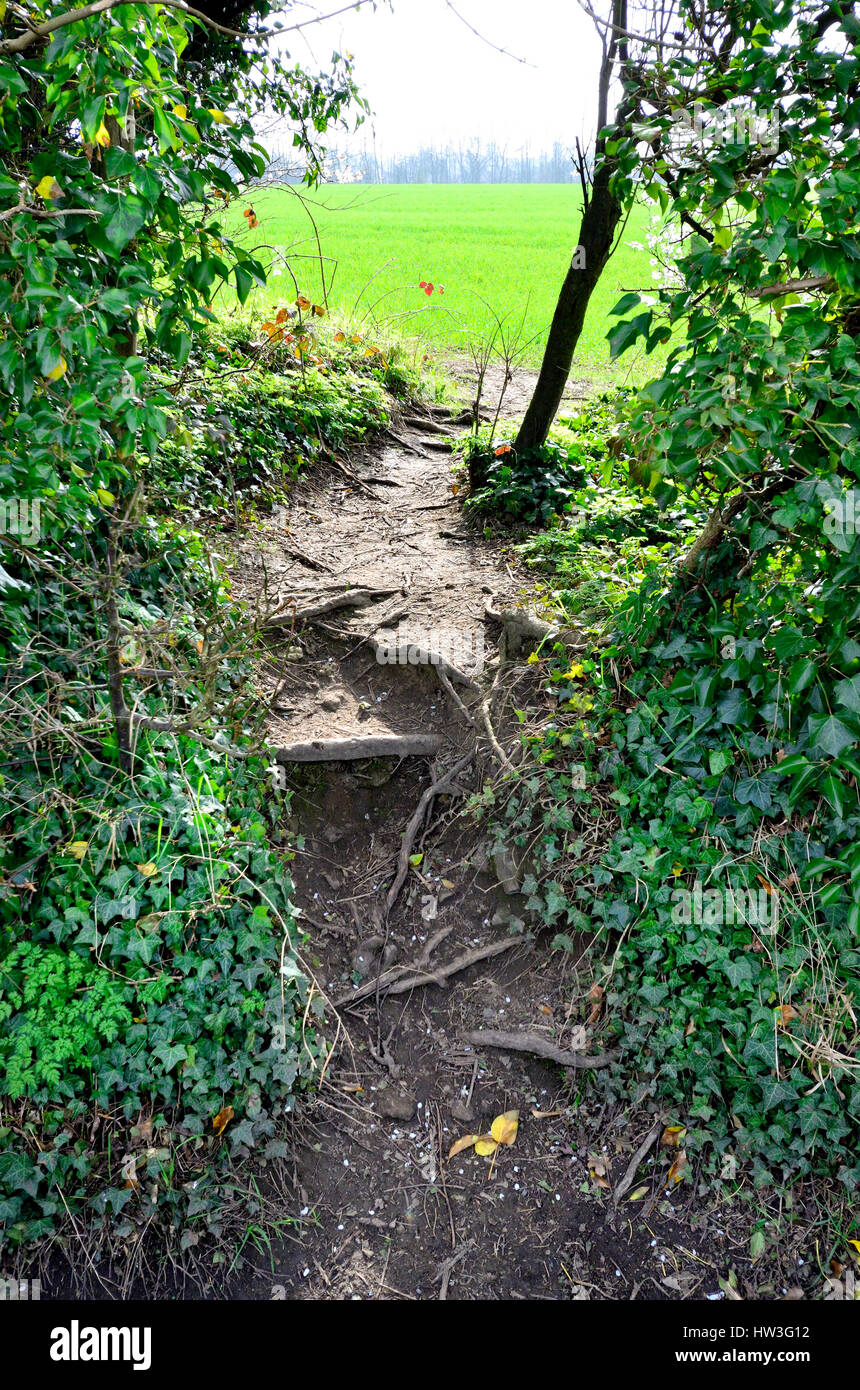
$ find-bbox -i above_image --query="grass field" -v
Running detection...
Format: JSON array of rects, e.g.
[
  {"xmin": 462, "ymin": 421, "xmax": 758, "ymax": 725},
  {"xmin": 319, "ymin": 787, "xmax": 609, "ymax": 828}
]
[{"xmin": 223, "ymin": 184, "xmax": 665, "ymax": 383}]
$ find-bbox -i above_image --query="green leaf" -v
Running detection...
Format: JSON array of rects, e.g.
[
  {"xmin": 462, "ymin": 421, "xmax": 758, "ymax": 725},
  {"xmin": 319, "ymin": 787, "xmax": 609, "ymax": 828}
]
[
  {"xmin": 608, "ymin": 312, "xmax": 652, "ymax": 359},
  {"xmin": 835, "ymin": 673, "xmax": 860, "ymax": 714},
  {"xmin": 809, "ymin": 714, "xmax": 856, "ymax": 759},
  {"xmin": 103, "ymin": 195, "xmax": 148, "ymax": 252}
]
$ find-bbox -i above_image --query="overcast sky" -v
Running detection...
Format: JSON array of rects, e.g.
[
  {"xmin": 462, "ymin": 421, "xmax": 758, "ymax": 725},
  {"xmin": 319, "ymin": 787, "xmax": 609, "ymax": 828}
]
[{"xmin": 287, "ymin": 1, "xmax": 603, "ymax": 155}]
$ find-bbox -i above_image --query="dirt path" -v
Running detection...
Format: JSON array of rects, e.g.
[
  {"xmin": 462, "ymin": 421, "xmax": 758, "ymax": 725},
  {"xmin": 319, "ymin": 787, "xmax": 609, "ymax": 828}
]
[{"xmin": 223, "ymin": 383, "xmax": 733, "ymax": 1303}]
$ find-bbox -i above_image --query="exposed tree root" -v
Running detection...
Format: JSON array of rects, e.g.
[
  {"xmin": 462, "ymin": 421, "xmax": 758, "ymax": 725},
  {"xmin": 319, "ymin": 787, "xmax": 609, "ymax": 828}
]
[
  {"xmin": 266, "ymin": 587, "xmax": 401, "ymax": 627},
  {"xmin": 433, "ymin": 665, "xmax": 476, "ymax": 727},
  {"xmin": 369, "ymin": 636, "xmax": 480, "ymax": 690},
  {"xmin": 461, "ymin": 1028, "xmax": 616, "ymax": 1070},
  {"xmin": 273, "ymin": 734, "xmax": 442, "ymax": 763}
]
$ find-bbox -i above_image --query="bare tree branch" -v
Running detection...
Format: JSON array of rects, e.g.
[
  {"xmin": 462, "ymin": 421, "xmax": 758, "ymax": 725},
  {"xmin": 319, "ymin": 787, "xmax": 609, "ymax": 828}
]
[{"xmin": 443, "ymin": 0, "xmax": 532, "ymax": 66}]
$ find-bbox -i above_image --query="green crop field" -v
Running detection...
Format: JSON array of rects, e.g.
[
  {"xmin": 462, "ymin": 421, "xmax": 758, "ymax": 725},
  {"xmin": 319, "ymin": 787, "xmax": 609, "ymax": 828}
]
[{"xmin": 223, "ymin": 184, "xmax": 665, "ymax": 384}]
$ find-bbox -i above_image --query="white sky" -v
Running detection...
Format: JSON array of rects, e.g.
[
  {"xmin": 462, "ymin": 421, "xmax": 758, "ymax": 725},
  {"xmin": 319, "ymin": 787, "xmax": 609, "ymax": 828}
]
[{"xmin": 286, "ymin": 1, "xmax": 603, "ymax": 156}]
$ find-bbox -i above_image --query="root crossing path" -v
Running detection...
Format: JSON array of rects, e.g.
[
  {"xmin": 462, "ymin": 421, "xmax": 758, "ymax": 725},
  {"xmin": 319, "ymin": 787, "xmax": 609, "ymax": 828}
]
[{"xmin": 227, "ymin": 399, "xmax": 717, "ymax": 1303}]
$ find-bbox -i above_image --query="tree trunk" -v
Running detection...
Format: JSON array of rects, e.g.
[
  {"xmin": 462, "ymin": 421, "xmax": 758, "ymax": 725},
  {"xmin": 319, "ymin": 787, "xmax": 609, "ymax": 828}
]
[{"xmin": 514, "ymin": 162, "xmax": 622, "ymax": 453}]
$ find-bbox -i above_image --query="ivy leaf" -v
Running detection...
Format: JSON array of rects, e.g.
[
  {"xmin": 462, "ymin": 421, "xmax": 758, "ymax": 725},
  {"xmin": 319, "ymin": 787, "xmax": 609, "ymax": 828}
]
[
  {"xmin": 608, "ymin": 311, "xmax": 652, "ymax": 359},
  {"xmin": 154, "ymin": 1043, "xmax": 188, "ymax": 1071},
  {"xmin": 809, "ymin": 713, "xmax": 856, "ymax": 758},
  {"xmin": 103, "ymin": 194, "xmax": 148, "ymax": 251},
  {"xmin": 835, "ymin": 673, "xmax": 860, "ymax": 714}
]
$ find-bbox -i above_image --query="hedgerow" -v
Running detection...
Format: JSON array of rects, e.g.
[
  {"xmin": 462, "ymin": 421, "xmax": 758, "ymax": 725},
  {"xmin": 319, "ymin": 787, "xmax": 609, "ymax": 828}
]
[{"xmin": 0, "ymin": 0, "xmax": 361, "ymax": 1268}]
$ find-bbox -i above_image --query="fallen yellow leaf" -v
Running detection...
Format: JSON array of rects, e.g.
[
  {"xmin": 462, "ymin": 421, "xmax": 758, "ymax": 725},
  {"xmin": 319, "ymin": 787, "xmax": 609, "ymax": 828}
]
[
  {"xmin": 212, "ymin": 1105, "xmax": 234, "ymax": 1136},
  {"xmin": 138, "ymin": 862, "xmax": 159, "ymax": 877},
  {"xmin": 474, "ymin": 1135, "xmax": 498, "ymax": 1157},
  {"xmin": 67, "ymin": 840, "xmax": 89, "ymax": 860},
  {"xmin": 660, "ymin": 1125, "xmax": 687, "ymax": 1148},
  {"xmin": 490, "ymin": 1109, "xmax": 519, "ymax": 1147},
  {"xmin": 629, "ymin": 1184, "xmax": 650, "ymax": 1201}
]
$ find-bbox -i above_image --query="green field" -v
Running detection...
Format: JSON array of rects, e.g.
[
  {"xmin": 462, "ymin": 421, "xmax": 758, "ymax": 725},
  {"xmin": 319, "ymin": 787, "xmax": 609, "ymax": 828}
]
[{"xmin": 225, "ymin": 184, "xmax": 662, "ymax": 382}]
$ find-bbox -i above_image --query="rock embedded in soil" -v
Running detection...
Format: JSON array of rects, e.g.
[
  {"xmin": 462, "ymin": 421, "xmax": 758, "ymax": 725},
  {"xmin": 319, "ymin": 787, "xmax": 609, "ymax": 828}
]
[
  {"xmin": 493, "ymin": 848, "xmax": 520, "ymax": 895},
  {"xmin": 374, "ymin": 1089, "xmax": 417, "ymax": 1121},
  {"xmin": 449, "ymin": 1100, "xmax": 476, "ymax": 1125}
]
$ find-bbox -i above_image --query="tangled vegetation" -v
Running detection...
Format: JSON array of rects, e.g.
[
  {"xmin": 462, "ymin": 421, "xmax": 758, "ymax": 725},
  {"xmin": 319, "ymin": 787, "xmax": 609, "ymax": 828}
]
[
  {"xmin": 473, "ymin": 0, "xmax": 860, "ymax": 1201},
  {"xmin": 0, "ymin": 0, "xmax": 371, "ymax": 1273}
]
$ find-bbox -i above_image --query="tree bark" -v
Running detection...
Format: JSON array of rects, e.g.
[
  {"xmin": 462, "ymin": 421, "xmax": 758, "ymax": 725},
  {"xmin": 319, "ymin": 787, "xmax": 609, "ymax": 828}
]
[
  {"xmin": 513, "ymin": 0, "xmax": 630, "ymax": 453},
  {"xmin": 513, "ymin": 163, "xmax": 623, "ymax": 452}
]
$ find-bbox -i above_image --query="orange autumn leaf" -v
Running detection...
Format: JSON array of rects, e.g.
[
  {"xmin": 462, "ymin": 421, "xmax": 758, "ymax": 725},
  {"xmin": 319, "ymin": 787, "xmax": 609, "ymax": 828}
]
[
  {"xmin": 295, "ymin": 294, "xmax": 311, "ymax": 310},
  {"xmin": 587, "ymin": 983, "xmax": 605, "ymax": 1024},
  {"xmin": 660, "ymin": 1125, "xmax": 687, "ymax": 1148},
  {"xmin": 448, "ymin": 1133, "xmax": 480, "ymax": 1160},
  {"xmin": 666, "ymin": 1150, "xmax": 688, "ymax": 1184},
  {"xmin": 212, "ymin": 1105, "xmax": 234, "ymax": 1136}
]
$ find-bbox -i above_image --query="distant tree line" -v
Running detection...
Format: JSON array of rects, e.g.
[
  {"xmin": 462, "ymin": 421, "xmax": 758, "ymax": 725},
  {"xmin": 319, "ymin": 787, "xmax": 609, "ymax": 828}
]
[{"xmin": 255, "ymin": 138, "xmax": 583, "ymax": 185}]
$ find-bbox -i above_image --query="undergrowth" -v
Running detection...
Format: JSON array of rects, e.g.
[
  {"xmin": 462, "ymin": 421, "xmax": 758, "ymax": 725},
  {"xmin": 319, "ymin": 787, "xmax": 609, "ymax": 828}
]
[{"xmin": 473, "ymin": 401, "xmax": 860, "ymax": 1199}]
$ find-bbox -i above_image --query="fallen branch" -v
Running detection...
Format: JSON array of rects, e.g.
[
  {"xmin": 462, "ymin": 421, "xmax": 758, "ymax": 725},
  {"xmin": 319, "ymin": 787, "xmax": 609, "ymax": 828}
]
[
  {"xmin": 335, "ymin": 934, "xmax": 522, "ymax": 1008},
  {"xmin": 386, "ymin": 752, "xmax": 473, "ymax": 912},
  {"xmin": 612, "ymin": 1120, "xmax": 663, "ymax": 1205},
  {"xmin": 461, "ymin": 1029, "xmax": 615, "ymax": 1070},
  {"xmin": 273, "ymin": 734, "xmax": 442, "ymax": 763}
]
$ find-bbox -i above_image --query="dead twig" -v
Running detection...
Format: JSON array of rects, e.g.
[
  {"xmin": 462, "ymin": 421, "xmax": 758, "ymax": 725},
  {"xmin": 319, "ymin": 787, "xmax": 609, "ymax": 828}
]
[
  {"xmin": 386, "ymin": 752, "xmax": 474, "ymax": 912},
  {"xmin": 334, "ymin": 934, "xmax": 521, "ymax": 1009},
  {"xmin": 612, "ymin": 1120, "xmax": 663, "ymax": 1205}
]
